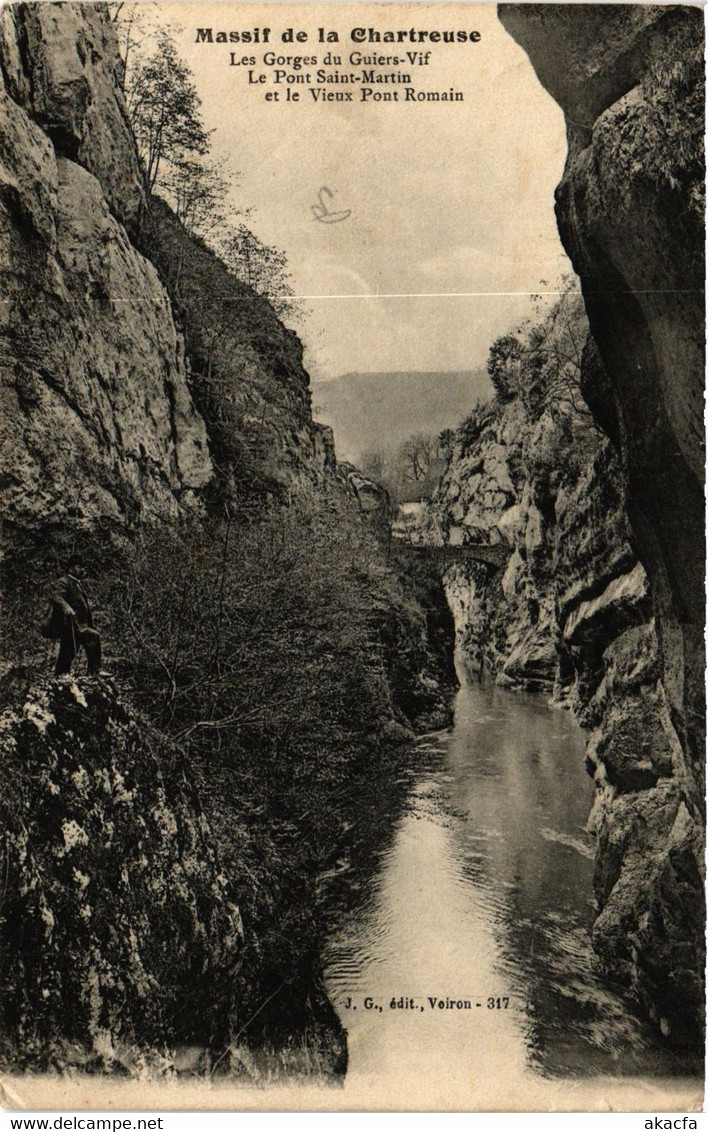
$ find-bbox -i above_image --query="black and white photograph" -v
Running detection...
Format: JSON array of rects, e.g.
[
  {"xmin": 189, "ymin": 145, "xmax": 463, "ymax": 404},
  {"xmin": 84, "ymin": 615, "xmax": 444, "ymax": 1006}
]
[{"xmin": 0, "ymin": 0, "xmax": 704, "ymax": 1112}]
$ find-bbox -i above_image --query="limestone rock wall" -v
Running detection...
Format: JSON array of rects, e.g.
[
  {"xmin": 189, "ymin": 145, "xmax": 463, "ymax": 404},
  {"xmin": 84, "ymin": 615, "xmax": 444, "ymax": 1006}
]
[
  {"xmin": 0, "ymin": 1, "xmax": 145, "ymax": 233},
  {"xmin": 498, "ymin": 4, "xmax": 705, "ymax": 777},
  {"xmin": 446, "ymin": 3, "xmax": 706, "ymax": 1044},
  {"xmin": 0, "ymin": 2, "xmax": 213, "ymax": 531},
  {"xmin": 432, "ymin": 332, "xmax": 703, "ymax": 1042},
  {"xmin": 0, "ymin": 676, "xmax": 244, "ymax": 1072},
  {"xmin": 0, "ymin": 2, "xmax": 333, "ymax": 536}
]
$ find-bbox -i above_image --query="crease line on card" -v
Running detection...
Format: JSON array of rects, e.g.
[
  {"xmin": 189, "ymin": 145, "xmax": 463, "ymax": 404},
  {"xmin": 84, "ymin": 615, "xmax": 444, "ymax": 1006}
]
[
  {"xmin": 0, "ymin": 291, "xmax": 702, "ymax": 302},
  {"xmin": 0, "ymin": 289, "xmax": 701, "ymax": 302}
]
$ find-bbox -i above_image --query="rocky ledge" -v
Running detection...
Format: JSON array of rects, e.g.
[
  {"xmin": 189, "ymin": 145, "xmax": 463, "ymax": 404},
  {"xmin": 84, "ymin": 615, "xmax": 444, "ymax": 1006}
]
[{"xmin": 0, "ymin": 675, "xmax": 245, "ymax": 1072}]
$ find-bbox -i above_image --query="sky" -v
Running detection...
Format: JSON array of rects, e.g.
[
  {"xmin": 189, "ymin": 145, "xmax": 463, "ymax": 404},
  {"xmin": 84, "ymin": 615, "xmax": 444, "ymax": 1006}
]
[{"xmin": 141, "ymin": 2, "xmax": 572, "ymax": 381}]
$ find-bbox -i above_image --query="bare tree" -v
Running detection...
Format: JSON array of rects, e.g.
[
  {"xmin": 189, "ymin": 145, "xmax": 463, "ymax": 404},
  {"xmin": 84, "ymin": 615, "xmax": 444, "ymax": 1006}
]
[
  {"xmin": 160, "ymin": 156, "xmax": 233, "ymax": 238},
  {"xmin": 360, "ymin": 446, "xmax": 389, "ymax": 485},
  {"xmin": 398, "ymin": 433, "xmax": 436, "ymax": 485},
  {"xmin": 113, "ymin": 11, "xmax": 304, "ymax": 330},
  {"xmin": 108, "ymin": 2, "xmax": 158, "ymax": 90},
  {"xmin": 220, "ymin": 224, "xmax": 302, "ymax": 322},
  {"xmin": 124, "ymin": 26, "xmax": 211, "ymax": 193}
]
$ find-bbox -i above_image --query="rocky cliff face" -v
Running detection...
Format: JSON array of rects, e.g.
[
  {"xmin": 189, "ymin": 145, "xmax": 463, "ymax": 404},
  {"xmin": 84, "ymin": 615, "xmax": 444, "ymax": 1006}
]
[
  {"xmin": 0, "ymin": 2, "xmax": 214, "ymax": 530},
  {"xmin": 0, "ymin": 2, "xmax": 332, "ymax": 537},
  {"xmin": 0, "ymin": 1, "xmax": 346, "ymax": 1076},
  {"xmin": 0, "ymin": 2, "xmax": 455, "ymax": 1078},
  {"xmin": 443, "ymin": 4, "xmax": 704, "ymax": 1044},
  {"xmin": 430, "ymin": 321, "xmax": 640, "ymax": 697},
  {"xmin": 0, "ymin": 675, "xmax": 244, "ymax": 1072},
  {"xmin": 139, "ymin": 198, "xmax": 337, "ymax": 510},
  {"xmin": 432, "ymin": 323, "xmax": 703, "ymax": 1043},
  {"xmin": 497, "ymin": 4, "xmax": 705, "ymax": 769}
]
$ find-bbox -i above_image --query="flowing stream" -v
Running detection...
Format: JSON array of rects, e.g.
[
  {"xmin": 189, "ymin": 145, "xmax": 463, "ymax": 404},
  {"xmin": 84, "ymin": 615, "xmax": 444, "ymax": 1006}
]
[
  {"xmin": 322, "ymin": 666, "xmax": 697, "ymax": 1094},
  {"xmin": 9, "ymin": 667, "xmax": 700, "ymax": 1113}
]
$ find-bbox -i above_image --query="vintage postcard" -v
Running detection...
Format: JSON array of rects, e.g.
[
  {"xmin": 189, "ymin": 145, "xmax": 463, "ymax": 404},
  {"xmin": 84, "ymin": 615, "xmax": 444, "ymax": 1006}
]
[{"xmin": 0, "ymin": 0, "xmax": 704, "ymax": 1114}]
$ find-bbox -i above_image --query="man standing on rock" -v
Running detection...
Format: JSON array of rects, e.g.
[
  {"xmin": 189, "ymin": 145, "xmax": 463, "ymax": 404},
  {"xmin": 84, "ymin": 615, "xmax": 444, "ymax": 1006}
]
[{"xmin": 40, "ymin": 555, "xmax": 102, "ymax": 677}]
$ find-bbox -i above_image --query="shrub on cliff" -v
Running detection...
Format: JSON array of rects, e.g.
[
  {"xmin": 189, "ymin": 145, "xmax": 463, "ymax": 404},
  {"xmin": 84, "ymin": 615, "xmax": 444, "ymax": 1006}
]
[
  {"xmin": 140, "ymin": 198, "xmax": 312, "ymax": 509},
  {"xmin": 486, "ymin": 334, "xmax": 525, "ymax": 402},
  {"xmin": 105, "ymin": 490, "xmax": 392, "ymax": 775},
  {"xmin": 1, "ymin": 481, "xmax": 450, "ymax": 1064},
  {"xmin": 86, "ymin": 484, "xmax": 447, "ymax": 849},
  {"xmin": 83, "ymin": 484, "xmax": 450, "ymax": 1044}
]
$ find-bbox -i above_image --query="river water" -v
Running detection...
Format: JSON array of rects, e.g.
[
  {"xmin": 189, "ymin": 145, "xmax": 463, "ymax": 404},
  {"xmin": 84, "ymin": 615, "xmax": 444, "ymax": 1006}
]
[
  {"xmin": 322, "ymin": 668, "xmax": 698, "ymax": 1098},
  {"xmin": 10, "ymin": 668, "xmax": 701, "ymax": 1113}
]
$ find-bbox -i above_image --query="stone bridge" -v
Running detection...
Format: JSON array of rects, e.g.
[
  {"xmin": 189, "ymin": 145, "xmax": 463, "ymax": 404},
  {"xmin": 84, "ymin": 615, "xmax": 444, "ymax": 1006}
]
[{"xmin": 393, "ymin": 541, "xmax": 511, "ymax": 570}]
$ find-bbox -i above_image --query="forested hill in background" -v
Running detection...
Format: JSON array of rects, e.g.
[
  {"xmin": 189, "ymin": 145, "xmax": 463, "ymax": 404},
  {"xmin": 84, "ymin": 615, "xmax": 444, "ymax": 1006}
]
[{"xmin": 312, "ymin": 370, "xmax": 491, "ymax": 464}]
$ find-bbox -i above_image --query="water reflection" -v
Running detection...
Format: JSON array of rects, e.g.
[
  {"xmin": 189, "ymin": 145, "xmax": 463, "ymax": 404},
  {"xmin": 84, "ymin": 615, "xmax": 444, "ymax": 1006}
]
[{"xmin": 323, "ymin": 671, "xmax": 700, "ymax": 1086}]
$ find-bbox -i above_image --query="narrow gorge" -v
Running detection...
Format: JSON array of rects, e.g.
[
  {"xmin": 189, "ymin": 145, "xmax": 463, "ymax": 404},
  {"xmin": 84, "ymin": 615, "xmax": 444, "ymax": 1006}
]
[{"xmin": 0, "ymin": 0, "xmax": 703, "ymax": 1101}]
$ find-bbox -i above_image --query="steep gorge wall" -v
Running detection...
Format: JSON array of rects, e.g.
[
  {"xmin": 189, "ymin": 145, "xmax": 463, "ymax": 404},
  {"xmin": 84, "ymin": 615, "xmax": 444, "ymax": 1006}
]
[
  {"xmin": 0, "ymin": 1, "xmax": 345, "ymax": 1074},
  {"xmin": 440, "ymin": 4, "xmax": 705, "ymax": 1044},
  {"xmin": 0, "ymin": 676, "xmax": 245, "ymax": 1072},
  {"xmin": 0, "ymin": 1, "xmax": 331, "ymax": 539},
  {"xmin": 497, "ymin": 3, "xmax": 705, "ymax": 774},
  {"xmin": 0, "ymin": 2, "xmax": 212, "ymax": 530},
  {"xmin": 140, "ymin": 197, "xmax": 336, "ymax": 509},
  {"xmin": 431, "ymin": 380, "xmax": 638, "ymax": 697},
  {"xmin": 0, "ymin": 2, "xmax": 455, "ymax": 1076},
  {"xmin": 431, "ymin": 340, "xmax": 703, "ymax": 1042}
]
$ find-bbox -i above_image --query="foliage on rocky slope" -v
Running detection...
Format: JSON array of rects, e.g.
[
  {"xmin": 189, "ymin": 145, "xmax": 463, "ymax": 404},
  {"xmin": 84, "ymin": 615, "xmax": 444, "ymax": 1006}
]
[
  {"xmin": 139, "ymin": 198, "xmax": 336, "ymax": 512},
  {"xmin": 0, "ymin": 485, "xmax": 452, "ymax": 1073},
  {"xmin": 0, "ymin": 1, "xmax": 456, "ymax": 1076},
  {"xmin": 0, "ymin": 2, "xmax": 333, "ymax": 537}
]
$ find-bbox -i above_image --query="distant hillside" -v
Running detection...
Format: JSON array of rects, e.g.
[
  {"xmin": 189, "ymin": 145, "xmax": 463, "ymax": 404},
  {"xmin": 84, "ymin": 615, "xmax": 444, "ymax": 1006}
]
[{"xmin": 312, "ymin": 370, "xmax": 492, "ymax": 464}]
